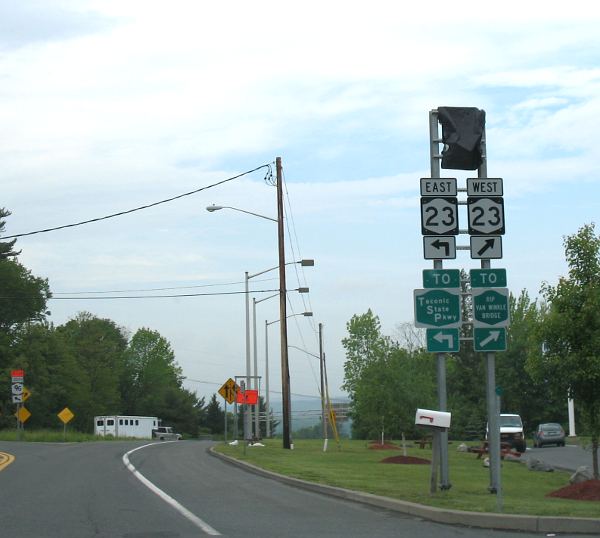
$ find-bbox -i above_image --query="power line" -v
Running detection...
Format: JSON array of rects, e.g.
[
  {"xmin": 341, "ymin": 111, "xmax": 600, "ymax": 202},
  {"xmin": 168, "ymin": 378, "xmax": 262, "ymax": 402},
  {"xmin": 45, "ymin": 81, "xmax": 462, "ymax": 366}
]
[
  {"xmin": 2, "ymin": 163, "xmax": 272, "ymax": 239},
  {"xmin": 32, "ymin": 288, "xmax": 281, "ymax": 300},
  {"xmin": 53, "ymin": 277, "xmax": 278, "ymax": 295}
]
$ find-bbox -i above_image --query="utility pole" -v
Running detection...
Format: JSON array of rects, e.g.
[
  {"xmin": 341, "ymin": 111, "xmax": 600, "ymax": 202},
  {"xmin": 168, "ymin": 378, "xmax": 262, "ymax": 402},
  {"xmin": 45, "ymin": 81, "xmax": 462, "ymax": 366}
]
[
  {"xmin": 265, "ymin": 319, "xmax": 271, "ymax": 437},
  {"xmin": 244, "ymin": 272, "xmax": 251, "ymax": 441},
  {"xmin": 319, "ymin": 323, "xmax": 327, "ymax": 450},
  {"xmin": 276, "ymin": 156, "xmax": 292, "ymax": 449},
  {"xmin": 252, "ymin": 297, "xmax": 259, "ymax": 439}
]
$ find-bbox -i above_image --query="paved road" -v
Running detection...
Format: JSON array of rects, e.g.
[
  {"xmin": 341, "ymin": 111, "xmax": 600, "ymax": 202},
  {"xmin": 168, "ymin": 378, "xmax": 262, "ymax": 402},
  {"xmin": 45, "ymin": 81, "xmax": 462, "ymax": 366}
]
[
  {"xmin": 0, "ymin": 440, "xmax": 586, "ymax": 537},
  {"xmin": 523, "ymin": 444, "xmax": 595, "ymax": 472}
]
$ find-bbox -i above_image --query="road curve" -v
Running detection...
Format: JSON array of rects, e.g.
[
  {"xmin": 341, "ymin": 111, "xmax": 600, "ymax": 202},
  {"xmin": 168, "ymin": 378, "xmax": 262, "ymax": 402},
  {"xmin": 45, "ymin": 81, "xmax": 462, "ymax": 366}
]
[{"xmin": 0, "ymin": 440, "xmax": 588, "ymax": 537}]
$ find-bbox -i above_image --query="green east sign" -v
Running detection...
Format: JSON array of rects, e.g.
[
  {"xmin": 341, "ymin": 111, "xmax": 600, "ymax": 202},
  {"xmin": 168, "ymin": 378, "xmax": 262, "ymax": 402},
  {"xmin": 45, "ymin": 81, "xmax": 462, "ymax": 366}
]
[
  {"xmin": 414, "ymin": 289, "xmax": 461, "ymax": 328},
  {"xmin": 426, "ymin": 328, "xmax": 460, "ymax": 353},
  {"xmin": 422, "ymin": 269, "xmax": 460, "ymax": 289},
  {"xmin": 472, "ymin": 288, "xmax": 509, "ymax": 328}
]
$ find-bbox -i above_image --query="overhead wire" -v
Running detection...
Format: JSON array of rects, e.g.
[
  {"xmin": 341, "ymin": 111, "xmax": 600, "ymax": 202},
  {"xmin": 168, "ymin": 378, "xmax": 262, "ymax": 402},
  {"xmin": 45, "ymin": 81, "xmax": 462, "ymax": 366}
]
[
  {"xmin": 53, "ymin": 277, "xmax": 278, "ymax": 295},
  {"xmin": 2, "ymin": 163, "xmax": 272, "ymax": 239},
  {"xmin": 34, "ymin": 288, "xmax": 282, "ymax": 300}
]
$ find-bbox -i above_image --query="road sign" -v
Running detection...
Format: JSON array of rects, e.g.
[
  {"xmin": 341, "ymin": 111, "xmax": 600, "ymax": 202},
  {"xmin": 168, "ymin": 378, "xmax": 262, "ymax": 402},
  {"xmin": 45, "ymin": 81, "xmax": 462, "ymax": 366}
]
[
  {"xmin": 470, "ymin": 236, "xmax": 502, "ymax": 259},
  {"xmin": 470, "ymin": 268, "xmax": 507, "ymax": 288},
  {"xmin": 21, "ymin": 387, "xmax": 31, "ymax": 402},
  {"xmin": 468, "ymin": 197, "xmax": 505, "ymax": 235},
  {"xmin": 414, "ymin": 289, "xmax": 462, "ymax": 328},
  {"xmin": 236, "ymin": 389, "xmax": 259, "ymax": 405},
  {"xmin": 11, "ymin": 369, "xmax": 24, "ymax": 384},
  {"xmin": 426, "ymin": 328, "xmax": 460, "ymax": 353},
  {"xmin": 11, "ymin": 382, "xmax": 23, "ymax": 395},
  {"xmin": 423, "ymin": 269, "xmax": 460, "ymax": 289},
  {"xmin": 423, "ymin": 236, "xmax": 456, "ymax": 259},
  {"xmin": 472, "ymin": 288, "xmax": 510, "ymax": 328},
  {"xmin": 218, "ymin": 378, "xmax": 239, "ymax": 404},
  {"xmin": 474, "ymin": 328, "xmax": 507, "ymax": 352},
  {"xmin": 17, "ymin": 407, "xmax": 31, "ymax": 423},
  {"xmin": 12, "ymin": 394, "xmax": 23, "ymax": 403},
  {"xmin": 420, "ymin": 197, "xmax": 459, "ymax": 235},
  {"xmin": 467, "ymin": 178, "xmax": 503, "ymax": 196},
  {"xmin": 420, "ymin": 178, "xmax": 457, "ymax": 197},
  {"xmin": 57, "ymin": 407, "xmax": 75, "ymax": 424}
]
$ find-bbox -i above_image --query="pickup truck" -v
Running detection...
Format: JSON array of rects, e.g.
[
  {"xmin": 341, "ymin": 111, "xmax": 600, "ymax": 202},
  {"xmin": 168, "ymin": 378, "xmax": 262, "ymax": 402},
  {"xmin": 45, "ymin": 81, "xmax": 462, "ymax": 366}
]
[{"xmin": 152, "ymin": 426, "xmax": 182, "ymax": 441}]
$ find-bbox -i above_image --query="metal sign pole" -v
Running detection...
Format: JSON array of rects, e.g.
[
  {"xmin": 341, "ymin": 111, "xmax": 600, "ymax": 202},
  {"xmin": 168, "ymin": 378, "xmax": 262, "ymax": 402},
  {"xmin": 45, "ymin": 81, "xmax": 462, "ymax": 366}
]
[
  {"xmin": 429, "ymin": 110, "xmax": 451, "ymax": 490},
  {"xmin": 479, "ymin": 130, "xmax": 502, "ymax": 510},
  {"xmin": 224, "ymin": 399, "xmax": 228, "ymax": 444}
]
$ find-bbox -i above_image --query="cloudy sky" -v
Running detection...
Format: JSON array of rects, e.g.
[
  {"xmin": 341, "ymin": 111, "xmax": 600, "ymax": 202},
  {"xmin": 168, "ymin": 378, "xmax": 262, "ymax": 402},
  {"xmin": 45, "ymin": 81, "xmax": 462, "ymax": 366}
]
[{"xmin": 2, "ymin": 1, "xmax": 600, "ymax": 408}]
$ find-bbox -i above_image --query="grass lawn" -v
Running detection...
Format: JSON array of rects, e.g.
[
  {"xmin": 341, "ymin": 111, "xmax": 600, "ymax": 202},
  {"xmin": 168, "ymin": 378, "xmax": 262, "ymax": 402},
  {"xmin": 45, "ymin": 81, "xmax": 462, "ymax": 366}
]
[
  {"xmin": 214, "ymin": 439, "xmax": 600, "ymax": 518},
  {"xmin": 0, "ymin": 428, "xmax": 134, "ymax": 442}
]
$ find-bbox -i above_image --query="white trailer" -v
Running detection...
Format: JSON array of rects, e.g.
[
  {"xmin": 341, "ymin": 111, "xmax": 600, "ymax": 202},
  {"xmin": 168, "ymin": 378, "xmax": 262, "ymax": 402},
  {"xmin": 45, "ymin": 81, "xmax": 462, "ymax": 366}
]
[{"xmin": 94, "ymin": 415, "xmax": 159, "ymax": 438}]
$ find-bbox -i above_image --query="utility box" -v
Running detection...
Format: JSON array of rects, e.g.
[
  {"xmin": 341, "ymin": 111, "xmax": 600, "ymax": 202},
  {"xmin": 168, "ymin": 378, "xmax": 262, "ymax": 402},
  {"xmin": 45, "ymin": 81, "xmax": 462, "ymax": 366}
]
[{"xmin": 415, "ymin": 408, "xmax": 451, "ymax": 430}]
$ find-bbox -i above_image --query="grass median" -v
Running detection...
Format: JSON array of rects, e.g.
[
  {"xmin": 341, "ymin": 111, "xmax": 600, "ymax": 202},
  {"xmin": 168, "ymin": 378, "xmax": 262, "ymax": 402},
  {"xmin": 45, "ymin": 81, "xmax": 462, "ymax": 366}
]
[{"xmin": 214, "ymin": 439, "xmax": 600, "ymax": 518}]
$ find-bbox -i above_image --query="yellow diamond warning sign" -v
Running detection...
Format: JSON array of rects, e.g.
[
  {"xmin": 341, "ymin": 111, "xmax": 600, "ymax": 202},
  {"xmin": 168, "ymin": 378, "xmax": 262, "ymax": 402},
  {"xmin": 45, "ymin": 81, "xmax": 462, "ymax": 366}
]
[
  {"xmin": 218, "ymin": 378, "xmax": 240, "ymax": 404},
  {"xmin": 57, "ymin": 407, "xmax": 75, "ymax": 424}
]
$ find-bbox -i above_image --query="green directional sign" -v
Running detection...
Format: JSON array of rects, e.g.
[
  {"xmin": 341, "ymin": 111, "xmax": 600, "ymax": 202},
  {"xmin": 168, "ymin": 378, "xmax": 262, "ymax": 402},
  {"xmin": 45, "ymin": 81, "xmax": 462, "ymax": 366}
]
[
  {"xmin": 474, "ymin": 328, "xmax": 507, "ymax": 352},
  {"xmin": 422, "ymin": 269, "xmax": 460, "ymax": 289},
  {"xmin": 470, "ymin": 268, "xmax": 507, "ymax": 288},
  {"xmin": 426, "ymin": 328, "xmax": 460, "ymax": 353},
  {"xmin": 414, "ymin": 289, "xmax": 461, "ymax": 328},
  {"xmin": 472, "ymin": 288, "xmax": 509, "ymax": 328}
]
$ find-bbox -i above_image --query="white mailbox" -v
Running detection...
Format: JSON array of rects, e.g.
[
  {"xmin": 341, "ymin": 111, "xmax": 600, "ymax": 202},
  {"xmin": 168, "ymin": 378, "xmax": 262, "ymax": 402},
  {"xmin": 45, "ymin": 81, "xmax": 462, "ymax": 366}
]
[{"xmin": 415, "ymin": 408, "xmax": 451, "ymax": 430}]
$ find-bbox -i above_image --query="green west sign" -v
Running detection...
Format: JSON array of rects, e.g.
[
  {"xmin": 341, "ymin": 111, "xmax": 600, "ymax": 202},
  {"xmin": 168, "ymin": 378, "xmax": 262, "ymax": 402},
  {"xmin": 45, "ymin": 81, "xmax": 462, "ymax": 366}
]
[
  {"xmin": 472, "ymin": 288, "xmax": 509, "ymax": 328},
  {"xmin": 470, "ymin": 268, "xmax": 507, "ymax": 288},
  {"xmin": 414, "ymin": 289, "xmax": 461, "ymax": 328}
]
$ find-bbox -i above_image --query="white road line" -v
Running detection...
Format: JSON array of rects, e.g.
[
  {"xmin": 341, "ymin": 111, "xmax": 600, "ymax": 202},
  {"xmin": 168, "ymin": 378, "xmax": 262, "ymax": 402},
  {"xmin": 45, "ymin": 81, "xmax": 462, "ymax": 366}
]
[{"xmin": 123, "ymin": 442, "xmax": 221, "ymax": 536}]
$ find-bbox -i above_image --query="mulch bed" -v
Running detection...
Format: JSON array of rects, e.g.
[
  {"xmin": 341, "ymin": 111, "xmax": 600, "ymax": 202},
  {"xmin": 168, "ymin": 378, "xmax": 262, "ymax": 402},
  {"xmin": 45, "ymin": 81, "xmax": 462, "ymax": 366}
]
[
  {"xmin": 547, "ymin": 479, "xmax": 600, "ymax": 501},
  {"xmin": 381, "ymin": 455, "xmax": 431, "ymax": 465},
  {"xmin": 368, "ymin": 442, "xmax": 400, "ymax": 450}
]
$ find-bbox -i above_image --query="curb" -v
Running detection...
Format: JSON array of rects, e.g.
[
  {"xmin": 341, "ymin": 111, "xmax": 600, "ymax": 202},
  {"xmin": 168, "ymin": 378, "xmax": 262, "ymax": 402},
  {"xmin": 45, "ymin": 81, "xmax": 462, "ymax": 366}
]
[{"xmin": 209, "ymin": 447, "xmax": 600, "ymax": 535}]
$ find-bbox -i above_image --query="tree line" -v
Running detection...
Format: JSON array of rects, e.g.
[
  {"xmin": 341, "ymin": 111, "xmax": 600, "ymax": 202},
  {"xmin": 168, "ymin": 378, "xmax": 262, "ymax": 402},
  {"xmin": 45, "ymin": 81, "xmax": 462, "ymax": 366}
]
[
  {"xmin": 0, "ymin": 208, "xmax": 229, "ymax": 436},
  {"xmin": 343, "ymin": 223, "xmax": 600, "ymax": 477}
]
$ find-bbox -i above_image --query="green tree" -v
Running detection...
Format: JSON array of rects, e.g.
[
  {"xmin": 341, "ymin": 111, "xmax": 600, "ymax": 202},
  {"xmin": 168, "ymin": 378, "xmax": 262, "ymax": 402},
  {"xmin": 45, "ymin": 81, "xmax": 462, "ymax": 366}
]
[
  {"xmin": 57, "ymin": 312, "xmax": 128, "ymax": 431},
  {"xmin": 122, "ymin": 327, "xmax": 182, "ymax": 413},
  {"xmin": 528, "ymin": 223, "xmax": 600, "ymax": 478},
  {"xmin": 342, "ymin": 310, "xmax": 390, "ymax": 399},
  {"xmin": 205, "ymin": 393, "xmax": 224, "ymax": 434},
  {"xmin": 0, "ymin": 208, "xmax": 19, "ymax": 259}
]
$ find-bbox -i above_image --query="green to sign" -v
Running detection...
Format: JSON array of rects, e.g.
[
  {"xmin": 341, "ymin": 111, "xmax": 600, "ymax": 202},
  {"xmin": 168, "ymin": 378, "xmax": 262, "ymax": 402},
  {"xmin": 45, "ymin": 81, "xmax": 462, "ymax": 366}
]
[
  {"xmin": 426, "ymin": 328, "xmax": 460, "ymax": 353},
  {"xmin": 474, "ymin": 327, "xmax": 507, "ymax": 352},
  {"xmin": 422, "ymin": 269, "xmax": 460, "ymax": 289},
  {"xmin": 470, "ymin": 268, "xmax": 507, "ymax": 288},
  {"xmin": 472, "ymin": 288, "xmax": 510, "ymax": 328},
  {"xmin": 414, "ymin": 289, "xmax": 461, "ymax": 328}
]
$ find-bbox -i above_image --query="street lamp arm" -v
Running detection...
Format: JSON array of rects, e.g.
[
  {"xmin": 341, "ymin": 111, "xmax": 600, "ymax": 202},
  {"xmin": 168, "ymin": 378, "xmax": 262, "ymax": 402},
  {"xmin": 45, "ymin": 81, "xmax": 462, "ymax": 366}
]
[
  {"xmin": 249, "ymin": 260, "xmax": 314, "ymax": 280},
  {"xmin": 206, "ymin": 205, "xmax": 277, "ymax": 222}
]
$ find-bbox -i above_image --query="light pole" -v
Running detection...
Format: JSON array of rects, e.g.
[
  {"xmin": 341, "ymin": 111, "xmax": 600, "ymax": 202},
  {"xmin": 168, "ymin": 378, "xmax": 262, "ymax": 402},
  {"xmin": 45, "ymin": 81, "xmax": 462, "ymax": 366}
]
[
  {"xmin": 206, "ymin": 201, "xmax": 314, "ymax": 446},
  {"xmin": 265, "ymin": 312, "xmax": 313, "ymax": 439},
  {"xmin": 254, "ymin": 290, "xmax": 309, "ymax": 438}
]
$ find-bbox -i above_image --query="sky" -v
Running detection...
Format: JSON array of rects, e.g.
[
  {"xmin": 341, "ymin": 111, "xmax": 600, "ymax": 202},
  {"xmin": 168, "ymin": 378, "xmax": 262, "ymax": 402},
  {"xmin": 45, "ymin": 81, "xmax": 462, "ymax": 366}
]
[{"xmin": 2, "ymin": 0, "xmax": 600, "ymax": 411}]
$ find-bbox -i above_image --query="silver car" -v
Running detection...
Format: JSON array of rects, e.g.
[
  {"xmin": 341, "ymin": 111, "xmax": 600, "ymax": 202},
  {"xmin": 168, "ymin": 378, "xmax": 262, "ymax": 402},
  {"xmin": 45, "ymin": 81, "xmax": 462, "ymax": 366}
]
[{"xmin": 532, "ymin": 423, "xmax": 565, "ymax": 447}]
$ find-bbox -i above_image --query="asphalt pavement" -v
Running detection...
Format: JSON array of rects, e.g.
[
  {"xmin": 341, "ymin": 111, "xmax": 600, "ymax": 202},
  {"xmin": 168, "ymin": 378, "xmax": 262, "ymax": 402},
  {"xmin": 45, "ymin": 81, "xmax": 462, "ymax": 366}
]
[
  {"xmin": 0, "ymin": 440, "xmax": 592, "ymax": 537},
  {"xmin": 522, "ymin": 443, "xmax": 596, "ymax": 472}
]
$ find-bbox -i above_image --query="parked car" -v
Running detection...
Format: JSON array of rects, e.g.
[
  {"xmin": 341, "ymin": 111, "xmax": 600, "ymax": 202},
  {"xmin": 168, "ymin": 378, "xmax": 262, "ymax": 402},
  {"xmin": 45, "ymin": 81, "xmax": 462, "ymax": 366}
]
[
  {"xmin": 152, "ymin": 426, "xmax": 182, "ymax": 441},
  {"xmin": 532, "ymin": 423, "xmax": 565, "ymax": 448},
  {"xmin": 487, "ymin": 414, "xmax": 526, "ymax": 453}
]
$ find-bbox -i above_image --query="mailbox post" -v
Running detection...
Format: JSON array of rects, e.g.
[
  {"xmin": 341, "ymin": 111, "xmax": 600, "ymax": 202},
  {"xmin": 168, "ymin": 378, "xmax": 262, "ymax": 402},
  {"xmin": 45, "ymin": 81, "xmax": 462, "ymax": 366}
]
[{"xmin": 415, "ymin": 408, "xmax": 451, "ymax": 495}]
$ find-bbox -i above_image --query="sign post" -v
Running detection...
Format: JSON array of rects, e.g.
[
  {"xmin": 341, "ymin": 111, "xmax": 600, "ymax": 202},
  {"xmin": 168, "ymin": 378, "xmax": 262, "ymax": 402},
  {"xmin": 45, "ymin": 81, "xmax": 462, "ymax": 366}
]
[
  {"xmin": 415, "ymin": 109, "xmax": 509, "ymax": 499},
  {"xmin": 57, "ymin": 407, "xmax": 75, "ymax": 441}
]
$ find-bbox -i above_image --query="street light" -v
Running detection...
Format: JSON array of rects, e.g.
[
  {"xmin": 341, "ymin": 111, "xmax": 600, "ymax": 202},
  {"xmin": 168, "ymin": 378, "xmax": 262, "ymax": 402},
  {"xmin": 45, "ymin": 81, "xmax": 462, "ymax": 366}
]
[
  {"xmin": 207, "ymin": 196, "xmax": 314, "ymax": 447},
  {"xmin": 254, "ymin": 291, "xmax": 309, "ymax": 438},
  {"xmin": 265, "ymin": 311, "xmax": 313, "ymax": 437}
]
